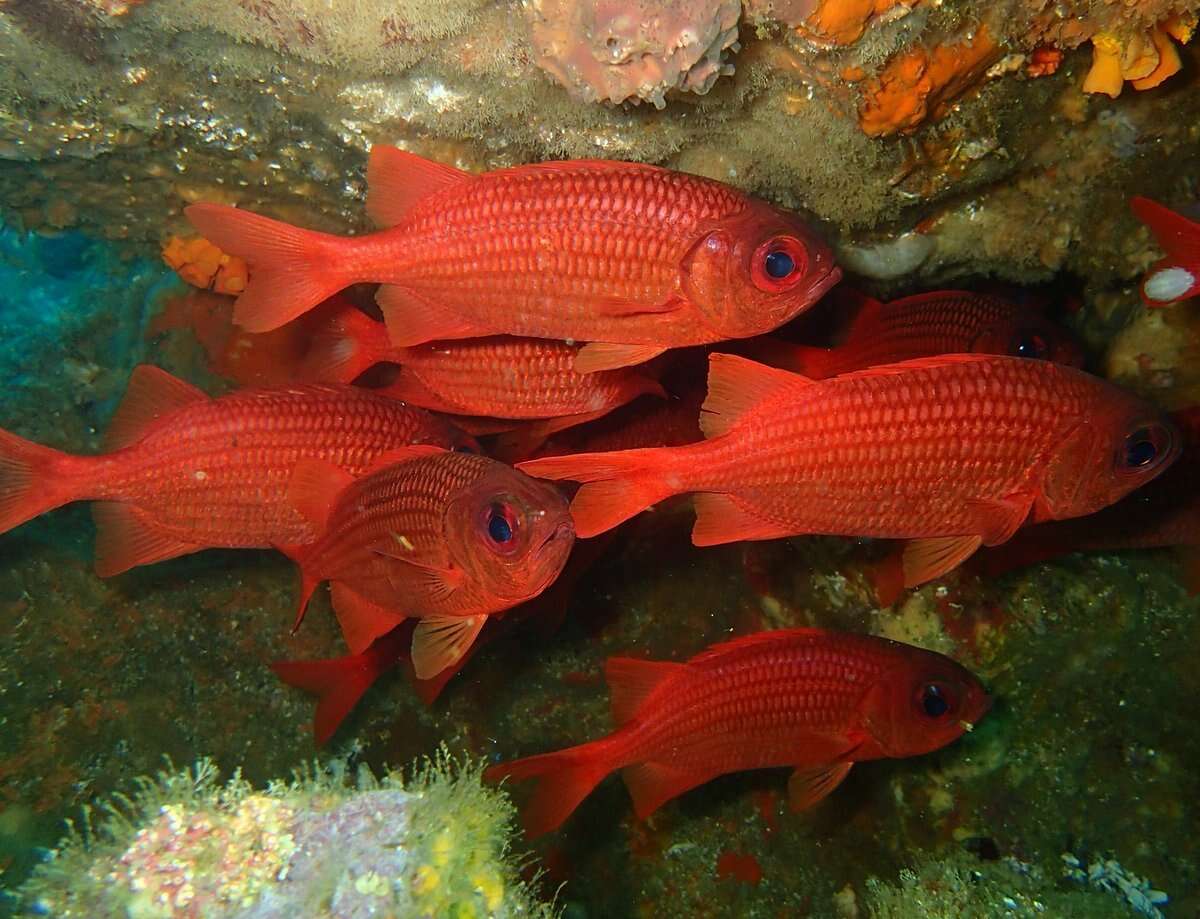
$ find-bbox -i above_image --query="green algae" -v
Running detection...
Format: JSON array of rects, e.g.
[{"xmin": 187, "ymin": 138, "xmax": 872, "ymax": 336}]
[{"xmin": 16, "ymin": 752, "xmax": 555, "ymax": 919}]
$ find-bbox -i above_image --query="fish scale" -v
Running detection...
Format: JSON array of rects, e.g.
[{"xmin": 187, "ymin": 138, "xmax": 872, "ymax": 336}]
[
  {"xmin": 0, "ymin": 369, "xmax": 476, "ymax": 578},
  {"xmin": 386, "ymin": 337, "xmax": 662, "ymax": 418},
  {"xmin": 690, "ymin": 358, "xmax": 1095, "ymax": 536},
  {"xmin": 83, "ymin": 385, "xmax": 469, "ymax": 548},
  {"xmin": 186, "ymin": 148, "xmax": 839, "ymax": 344},
  {"xmin": 487, "ymin": 628, "xmax": 991, "ymax": 836},
  {"xmin": 282, "ymin": 450, "xmax": 573, "ymax": 680},
  {"xmin": 299, "ymin": 452, "xmax": 485, "ymax": 596}
]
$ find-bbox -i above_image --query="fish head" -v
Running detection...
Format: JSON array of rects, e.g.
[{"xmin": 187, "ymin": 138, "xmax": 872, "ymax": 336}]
[
  {"xmin": 1036, "ymin": 387, "xmax": 1179, "ymax": 522},
  {"xmin": 969, "ymin": 313, "xmax": 1084, "ymax": 368},
  {"xmin": 679, "ymin": 201, "xmax": 841, "ymax": 340},
  {"xmin": 859, "ymin": 647, "xmax": 991, "ymax": 759},
  {"xmin": 443, "ymin": 464, "xmax": 575, "ymax": 605}
]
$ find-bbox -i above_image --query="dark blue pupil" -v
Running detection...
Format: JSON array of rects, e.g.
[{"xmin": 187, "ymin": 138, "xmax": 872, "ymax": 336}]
[
  {"xmin": 1125, "ymin": 430, "xmax": 1158, "ymax": 467},
  {"xmin": 922, "ymin": 684, "xmax": 949, "ymax": 717},
  {"xmin": 764, "ymin": 249, "xmax": 795, "ymax": 280},
  {"xmin": 488, "ymin": 512, "xmax": 513, "ymax": 543}
]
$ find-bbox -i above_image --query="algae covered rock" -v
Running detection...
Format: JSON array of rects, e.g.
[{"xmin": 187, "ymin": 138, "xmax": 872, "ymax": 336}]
[{"xmin": 17, "ymin": 753, "xmax": 554, "ymax": 919}]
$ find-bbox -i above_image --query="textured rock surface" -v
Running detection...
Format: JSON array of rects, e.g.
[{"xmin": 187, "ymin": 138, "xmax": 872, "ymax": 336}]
[{"xmin": 1, "ymin": 1, "xmax": 1198, "ymax": 295}]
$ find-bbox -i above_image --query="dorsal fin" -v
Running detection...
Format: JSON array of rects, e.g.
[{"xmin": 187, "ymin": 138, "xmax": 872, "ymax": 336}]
[
  {"xmin": 687, "ymin": 628, "xmax": 829, "ymax": 666},
  {"xmin": 700, "ymin": 353, "xmax": 813, "ymax": 439},
  {"xmin": 604, "ymin": 656, "xmax": 685, "ymax": 725},
  {"xmin": 105, "ymin": 365, "xmax": 208, "ymax": 451},
  {"xmin": 288, "ymin": 458, "xmax": 356, "ymax": 531},
  {"xmin": 366, "ymin": 146, "xmax": 472, "ymax": 228},
  {"xmin": 363, "ymin": 443, "xmax": 447, "ymax": 475},
  {"xmin": 835, "ymin": 353, "xmax": 1000, "ymax": 381}
]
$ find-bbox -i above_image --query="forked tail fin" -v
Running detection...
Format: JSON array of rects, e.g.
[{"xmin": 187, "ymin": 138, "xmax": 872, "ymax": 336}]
[
  {"xmin": 0, "ymin": 428, "xmax": 78, "ymax": 535},
  {"xmin": 185, "ymin": 203, "xmax": 352, "ymax": 332},
  {"xmin": 517, "ymin": 448, "xmax": 681, "ymax": 538},
  {"xmin": 299, "ymin": 301, "xmax": 393, "ymax": 383},
  {"xmin": 485, "ymin": 742, "xmax": 613, "ymax": 837}
]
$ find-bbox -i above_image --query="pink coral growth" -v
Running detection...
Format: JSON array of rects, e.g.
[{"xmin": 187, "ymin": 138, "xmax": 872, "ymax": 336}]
[{"xmin": 526, "ymin": 0, "xmax": 742, "ymax": 108}]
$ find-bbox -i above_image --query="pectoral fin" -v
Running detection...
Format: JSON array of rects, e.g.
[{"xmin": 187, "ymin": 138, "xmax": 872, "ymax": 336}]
[
  {"xmin": 968, "ymin": 495, "xmax": 1035, "ymax": 546},
  {"xmin": 411, "ymin": 614, "xmax": 487, "ymax": 679},
  {"xmin": 901, "ymin": 535, "xmax": 983, "ymax": 589},
  {"xmin": 574, "ymin": 343, "xmax": 666, "ymax": 373},
  {"xmin": 787, "ymin": 761, "xmax": 853, "ymax": 813}
]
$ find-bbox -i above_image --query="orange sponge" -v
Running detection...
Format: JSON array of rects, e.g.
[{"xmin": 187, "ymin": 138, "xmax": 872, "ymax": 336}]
[
  {"xmin": 162, "ymin": 235, "xmax": 248, "ymax": 296},
  {"xmin": 858, "ymin": 26, "xmax": 1001, "ymax": 137}
]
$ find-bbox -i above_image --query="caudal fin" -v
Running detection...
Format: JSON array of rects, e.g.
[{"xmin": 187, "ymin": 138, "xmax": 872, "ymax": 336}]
[
  {"xmin": 485, "ymin": 743, "xmax": 611, "ymax": 837},
  {"xmin": 272, "ymin": 631, "xmax": 405, "ymax": 746},
  {"xmin": 298, "ymin": 302, "xmax": 392, "ymax": 383},
  {"xmin": 1130, "ymin": 197, "xmax": 1200, "ymax": 306},
  {"xmin": 518, "ymin": 448, "xmax": 680, "ymax": 538},
  {"xmin": 0, "ymin": 429, "xmax": 76, "ymax": 535},
  {"xmin": 185, "ymin": 203, "xmax": 350, "ymax": 332}
]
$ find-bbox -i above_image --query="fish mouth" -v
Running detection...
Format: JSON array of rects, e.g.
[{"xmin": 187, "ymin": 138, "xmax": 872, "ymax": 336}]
[
  {"xmin": 806, "ymin": 264, "xmax": 843, "ymax": 305},
  {"xmin": 538, "ymin": 520, "xmax": 574, "ymax": 552}
]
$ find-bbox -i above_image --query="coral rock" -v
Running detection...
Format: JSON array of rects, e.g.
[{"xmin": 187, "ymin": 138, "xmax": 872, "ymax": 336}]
[{"xmin": 525, "ymin": 0, "xmax": 741, "ymax": 108}]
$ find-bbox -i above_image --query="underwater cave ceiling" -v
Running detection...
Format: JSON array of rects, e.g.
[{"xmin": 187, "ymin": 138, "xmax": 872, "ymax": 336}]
[{"xmin": 0, "ymin": 0, "xmax": 1198, "ymax": 295}]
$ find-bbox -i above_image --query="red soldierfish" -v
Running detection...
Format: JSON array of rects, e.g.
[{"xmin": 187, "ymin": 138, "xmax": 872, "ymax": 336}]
[
  {"xmin": 185, "ymin": 146, "xmax": 841, "ymax": 372},
  {"xmin": 1131, "ymin": 196, "xmax": 1200, "ymax": 306},
  {"xmin": 281, "ymin": 449, "xmax": 574, "ymax": 679},
  {"xmin": 968, "ymin": 406, "xmax": 1200, "ymax": 587},
  {"xmin": 486, "ymin": 628, "xmax": 990, "ymax": 836},
  {"xmin": 736, "ymin": 288, "xmax": 1084, "ymax": 378},
  {"xmin": 300, "ymin": 301, "xmax": 666, "ymax": 428},
  {"xmin": 519, "ymin": 353, "xmax": 1179, "ymax": 592},
  {"xmin": 0, "ymin": 366, "xmax": 476, "ymax": 576}
]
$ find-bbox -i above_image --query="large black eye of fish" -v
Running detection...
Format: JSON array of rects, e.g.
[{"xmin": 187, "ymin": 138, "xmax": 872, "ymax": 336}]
[
  {"xmin": 1123, "ymin": 427, "xmax": 1161, "ymax": 469},
  {"xmin": 1009, "ymin": 330, "xmax": 1049, "ymax": 359},
  {"xmin": 751, "ymin": 236, "xmax": 808, "ymax": 293},
  {"xmin": 919, "ymin": 683, "xmax": 952, "ymax": 718},
  {"xmin": 485, "ymin": 502, "xmax": 519, "ymax": 548}
]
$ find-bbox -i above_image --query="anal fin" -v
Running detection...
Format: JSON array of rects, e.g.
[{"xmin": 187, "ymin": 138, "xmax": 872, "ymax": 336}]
[
  {"xmin": 621, "ymin": 760, "xmax": 715, "ymax": 820},
  {"xmin": 411, "ymin": 614, "xmax": 487, "ymax": 680},
  {"xmin": 691, "ymin": 492, "xmax": 796, "ymax": 547},
  {"xmin": 787, "ymin": 761, "xmax": 852, "ymax": 812},
  {"xmin": 92, "ymin": 502, "xmax": 202, "ymax": 577},
  {"xmin": 901, "ymin": 535, "xmax": 983, "ymax": 589}
]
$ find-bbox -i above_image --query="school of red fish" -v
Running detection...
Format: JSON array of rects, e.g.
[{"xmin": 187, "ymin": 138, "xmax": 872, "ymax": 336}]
[{"xmin": 2, "ymin": 146, "xmax": 1196, "ymax": 836}]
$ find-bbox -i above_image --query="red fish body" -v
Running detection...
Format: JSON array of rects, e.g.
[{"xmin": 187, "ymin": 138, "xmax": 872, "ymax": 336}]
[
  {"xmin": 520, "ymin": 354, "xmax": 1179, "ymax": 591},
  {"xmin": 284, "ymin": 449, "xmax": 574, "ymax": 679},
  {"xmin": 1131, "ymin": 196, "xmax": 1200, "ymax": 306},
  {"xmin": 301, "ymin": 300, "xmax": 666, "ymax": 426},
  {"xmin": 737, "ymin": 289, "xmax": 1084, "ymax": 378},
  {"xmin": 970, "ymin": 407, "xmax": 1200, "ymax": 582},
  {"xmin": 0, "ymin": 366, "xmax": 476, "ymax": 576},
  {"xmin": 486, "ymin": 628, "xmax": 990, "ymax": 836},
  {"xmin": 186, "ymin": 147, "xmax": 841, "ymax": 372}
]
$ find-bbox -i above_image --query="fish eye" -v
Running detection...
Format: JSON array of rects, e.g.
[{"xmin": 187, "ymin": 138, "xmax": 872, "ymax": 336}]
[
  {"xmin": 751, "ymin": 236, "xmax": 808, "ymax": 293},
  {"xmin": 918, "ymin": 683, "xmax": 953, "ymax": 719},
  {"xmin": 483, "ymin": 501, "xmax": 521, "ymax": 551},
  {"xmin": 764, "ymin": 249, "xmax": 795, "ymax": 279},
  {"xmin": 1009, "ymin": 330, "xmax": 1048, "ymax": 359},
  {"xmin": 1118, "ymin": 422, "xmax": 1173, "ymax": 474},
  {"xmin": 488, "ymin": 508, "xmax": 513, "ymax": 543}
]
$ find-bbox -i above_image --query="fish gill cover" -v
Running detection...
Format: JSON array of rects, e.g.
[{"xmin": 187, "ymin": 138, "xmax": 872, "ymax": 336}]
[{"xmin": 1, "ymin": 2, "xmax": 1200, "ymax": 918}]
